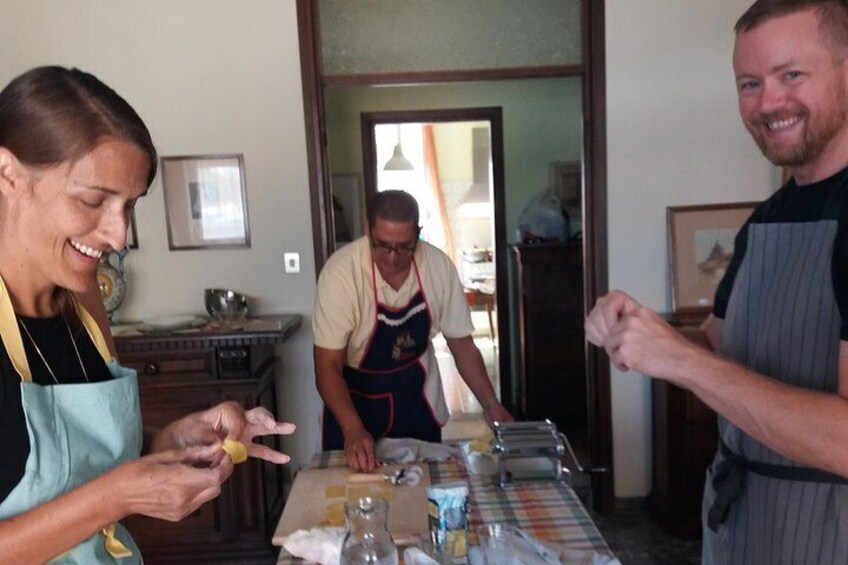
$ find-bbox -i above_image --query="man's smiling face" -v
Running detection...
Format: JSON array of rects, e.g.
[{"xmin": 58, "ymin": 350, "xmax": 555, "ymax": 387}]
[{"xmin": 734, "ymin": 8, "xmax": 848, "ymax": 173}]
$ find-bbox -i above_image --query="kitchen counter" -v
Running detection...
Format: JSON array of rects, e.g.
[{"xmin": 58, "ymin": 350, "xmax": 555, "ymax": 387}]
[{"xmin": 112, "ymin": 314, "xmax": 302, "ymax": 351}]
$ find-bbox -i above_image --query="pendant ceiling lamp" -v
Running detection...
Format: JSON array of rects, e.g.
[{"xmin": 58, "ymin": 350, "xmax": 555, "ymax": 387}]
[{"xmin": 383, "ymin": 124, "xmax": 414, "ymax": 171}]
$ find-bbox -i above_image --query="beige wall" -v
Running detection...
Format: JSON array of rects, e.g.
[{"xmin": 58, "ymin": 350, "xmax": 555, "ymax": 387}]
[
  {"xmin": 0, "ymin": 0, "xmax": 321, "ymax": 470},
  {"xmin": 605, "ymin": 0, "xmax": 779, "ymax": 496}
]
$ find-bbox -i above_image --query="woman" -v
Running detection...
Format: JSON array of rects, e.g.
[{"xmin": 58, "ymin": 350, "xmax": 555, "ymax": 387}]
[{"xmin": 0, "ymin": 66, "xmax": 295, "ymax": 563}]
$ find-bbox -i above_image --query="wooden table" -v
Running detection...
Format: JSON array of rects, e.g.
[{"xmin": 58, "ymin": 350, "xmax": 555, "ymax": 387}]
[{"xmin": 276, "ymin": 450, "xmax": 615, "ymax": 563}]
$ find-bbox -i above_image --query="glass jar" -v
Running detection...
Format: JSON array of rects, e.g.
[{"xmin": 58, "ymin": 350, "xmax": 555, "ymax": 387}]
[{"xmin": 340, "ymin": 497, "xmax": 398, "ymax": 565}]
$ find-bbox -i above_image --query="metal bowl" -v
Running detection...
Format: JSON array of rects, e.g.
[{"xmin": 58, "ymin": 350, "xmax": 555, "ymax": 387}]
[{"xmin": 204, "ymin": 288, "xmax": 249, "ymax": 324}]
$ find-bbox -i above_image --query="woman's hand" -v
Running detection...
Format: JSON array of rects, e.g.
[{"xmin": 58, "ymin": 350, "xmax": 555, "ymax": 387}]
[
  {"xmin": 151, "ymin": 402, "xmax": 296, "ymax": 464},
  {"xmin": 111, "ymin": 445, "xmax": 233, "ymax": 522}
]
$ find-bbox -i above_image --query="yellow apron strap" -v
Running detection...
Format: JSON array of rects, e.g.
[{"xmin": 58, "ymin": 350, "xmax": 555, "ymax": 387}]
[
  {"xmin": 70, "ymin": 298, "xmax": 131, "ymax": 558},
  {"xmin": 0, "ymin": 277, "xmax": 131, "ymax": 558},
  {"xmin": 0, "ymin": 274, "xmax": 33, "ymax": 383},
  {"xmin": 70, "ymin": 294, "xmax": 113, "ymax": 363},
  {"xmin": 101, "ymin": 523, "xmax": 133, "ymax": 559},
  {"xmin": 0, "ymin": 276, "xmax": 112, "ymax": 380}
]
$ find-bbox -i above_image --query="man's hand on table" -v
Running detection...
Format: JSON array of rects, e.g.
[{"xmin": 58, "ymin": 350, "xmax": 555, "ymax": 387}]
[
  {"xmin": 344, "ymin": 426, "xmax": 377, "ymax": 471},
  {"xmin": 483, "ymin": 400, "xmax": 514, "ymax": 428}
]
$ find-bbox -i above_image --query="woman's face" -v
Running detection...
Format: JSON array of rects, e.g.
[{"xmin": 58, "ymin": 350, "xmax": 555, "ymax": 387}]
[{"xmin": 17, "ymin": 138, "xmax": 149, "ymax": 295}]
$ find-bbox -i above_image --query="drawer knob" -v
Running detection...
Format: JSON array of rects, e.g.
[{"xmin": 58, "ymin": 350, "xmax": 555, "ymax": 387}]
[{"xmin": 144, "ymin": 362, "xmax": 160, "ymax": 375}]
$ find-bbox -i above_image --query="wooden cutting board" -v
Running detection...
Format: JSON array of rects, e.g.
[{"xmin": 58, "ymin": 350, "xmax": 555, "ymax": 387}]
[{"xmin": 272, "ymin": 464, "xmax": 431, "ymax": 546}]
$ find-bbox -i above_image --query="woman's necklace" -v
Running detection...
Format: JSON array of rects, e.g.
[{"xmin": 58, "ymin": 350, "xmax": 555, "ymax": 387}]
[{"xmin": 18, "ymin": 316, "xmax": 89, "ymax": 385}]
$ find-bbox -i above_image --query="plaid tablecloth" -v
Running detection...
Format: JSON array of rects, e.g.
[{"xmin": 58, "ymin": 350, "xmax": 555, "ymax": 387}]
[{"xmin": 277, "ymin": 450, "xmax": 612, "ymax": 562}]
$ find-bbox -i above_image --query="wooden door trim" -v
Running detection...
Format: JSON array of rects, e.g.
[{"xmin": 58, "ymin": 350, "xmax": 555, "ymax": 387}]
[
  {"xmin": 323, "ymin": 64, "xmax": 584, "ymax": 87},
  {"xmin": 296, "ymin": 0, "xmax": 332, "ymax": 271},
  {"xmin": 581, "ymin": 0, "xmax": 613, "ymax": 514},
  {"xmin": 359, "ymin": 107, "xmax": 512, "ymax": 410},
  {"xmin": 296, "ymin": 0, "xmax": 612, "ymax": 514}
]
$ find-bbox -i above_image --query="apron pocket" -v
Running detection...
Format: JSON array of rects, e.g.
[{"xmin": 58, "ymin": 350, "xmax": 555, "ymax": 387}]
[{"xmin": 350, "ymin": 391, "xmax": 394, "ymax": 439}]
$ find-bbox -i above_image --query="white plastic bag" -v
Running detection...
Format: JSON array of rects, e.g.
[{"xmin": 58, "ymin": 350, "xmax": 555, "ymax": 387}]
[{"xmin": 518, "ymin": 188, "xmax": 567, "ymax": 242}]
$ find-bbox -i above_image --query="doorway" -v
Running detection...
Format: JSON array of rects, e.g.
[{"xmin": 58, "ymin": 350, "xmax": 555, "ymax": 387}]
[
  {"xmin": 360, "ymin": 108, "xmax": 507, "ymax": 424},
  {"xmin": 296, "ymin": 0, "xmax": 614, "ymax": 514}
]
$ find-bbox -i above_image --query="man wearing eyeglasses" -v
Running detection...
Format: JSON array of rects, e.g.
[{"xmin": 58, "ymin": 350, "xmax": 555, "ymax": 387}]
[{"xmin": 313, "ymin": 190, "xmax": 513, "ymax": 471}]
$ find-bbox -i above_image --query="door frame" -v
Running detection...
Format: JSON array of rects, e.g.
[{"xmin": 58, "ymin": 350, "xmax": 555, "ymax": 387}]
[
  {"xmin": 361, "ymin": 108, "xmax": 510, "ymax": 405},
  {"xmin": 295, "ymin": 0, "xmax": 613, "ymax": 514}
]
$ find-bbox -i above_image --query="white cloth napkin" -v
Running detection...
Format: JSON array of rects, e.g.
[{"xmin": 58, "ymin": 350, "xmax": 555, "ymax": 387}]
[
  {"xmin": 281, "ymin": 527, "xmax": 345, "ymax": 565},
  {"xmin": 402, "ymin": 546, "xmax": 442, "ymax": 565},
  {"xmin": 468, "ymin": 526, "xmax": 621, "ymax": 565},
  {"xmin": 376, "ymin": 437, "xmax": 459, "ymax": 464}
]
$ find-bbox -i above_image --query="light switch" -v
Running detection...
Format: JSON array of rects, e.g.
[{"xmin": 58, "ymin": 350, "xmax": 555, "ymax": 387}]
[{"xmin": 284, "ymin": 252, "xmax": 300, "ymax": 274}]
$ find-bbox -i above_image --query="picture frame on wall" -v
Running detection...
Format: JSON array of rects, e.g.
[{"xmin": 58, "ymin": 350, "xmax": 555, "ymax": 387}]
[
  {"xmin": 667, "ymin": 201, "xmax": 759, "ymax": 325},
  {"xmin": 160, "ymin": 154, "xmax": 251, "ymax": 250}
]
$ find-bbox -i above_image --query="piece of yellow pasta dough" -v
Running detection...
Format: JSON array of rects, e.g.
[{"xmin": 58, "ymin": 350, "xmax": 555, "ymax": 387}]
[{"xmin": 222, "ymin": 439, "xmax": 248, "ymax": 464}]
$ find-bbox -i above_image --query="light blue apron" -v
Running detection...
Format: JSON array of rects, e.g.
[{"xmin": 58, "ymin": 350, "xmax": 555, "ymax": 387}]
[{"xmin": 0, "ymin": 276, "xmax": 143, "ymax": 563}]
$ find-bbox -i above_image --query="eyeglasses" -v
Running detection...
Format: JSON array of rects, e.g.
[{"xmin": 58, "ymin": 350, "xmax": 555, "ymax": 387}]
[{"xmin": 369, "ymin": 233, "xmax": 418, "ymax": 257}]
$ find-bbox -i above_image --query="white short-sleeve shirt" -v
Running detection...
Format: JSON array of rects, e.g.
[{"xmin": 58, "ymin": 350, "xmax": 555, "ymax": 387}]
[{"xmin": 312, "ymin": 236, "xmax": 474, "ymax": 424}]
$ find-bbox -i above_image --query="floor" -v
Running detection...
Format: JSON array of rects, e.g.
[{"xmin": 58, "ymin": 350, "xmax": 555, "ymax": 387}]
[{"xmin": 593, "ymin": 503, "xmax": 702, "ymax": 565}]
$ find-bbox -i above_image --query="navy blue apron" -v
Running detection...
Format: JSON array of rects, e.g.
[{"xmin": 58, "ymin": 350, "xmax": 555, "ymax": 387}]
[{"xmin": 322, "ymin": 260, "xmax": 442, "ymax": 449}]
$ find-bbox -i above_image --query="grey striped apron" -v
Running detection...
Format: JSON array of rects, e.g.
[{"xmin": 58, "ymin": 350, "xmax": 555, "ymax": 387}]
[{"xmin": 701, "ymin": 203, "xmax": 848, "ymax": 564}]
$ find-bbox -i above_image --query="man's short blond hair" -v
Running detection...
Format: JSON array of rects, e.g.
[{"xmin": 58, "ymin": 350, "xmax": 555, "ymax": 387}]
[{"xmin": 736, "ymin": 0, "xmax": 848, "ymax": 59}]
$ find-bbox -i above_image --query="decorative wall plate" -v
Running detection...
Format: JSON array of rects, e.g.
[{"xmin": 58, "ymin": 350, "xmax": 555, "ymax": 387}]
[{"xmin": 97, "ymin": 256, "xmax": 126, "ymax": 320}]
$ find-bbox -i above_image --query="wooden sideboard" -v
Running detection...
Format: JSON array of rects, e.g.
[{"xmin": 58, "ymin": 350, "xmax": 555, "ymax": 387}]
[
  {"xmin": 650, "ymin": 320, "xmax": 718, "ymax": 539},
  {"xmin": 512, "ymin": 242, "xmax": 586, "ymax": 429},
  {"xmin": 115, "ymin": 315, "xmax": 301, "ymax": 564}
]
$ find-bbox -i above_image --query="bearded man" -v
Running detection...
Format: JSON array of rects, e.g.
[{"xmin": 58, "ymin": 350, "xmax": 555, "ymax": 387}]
[{"xmin": 585, "ymin": 1, "xmax": 848, "ymax": 562}]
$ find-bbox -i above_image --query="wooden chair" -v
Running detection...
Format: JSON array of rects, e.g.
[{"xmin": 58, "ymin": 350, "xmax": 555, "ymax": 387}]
[{"xmin": 464, "ymin": 288, "xmax": 496, "ymax": 340}]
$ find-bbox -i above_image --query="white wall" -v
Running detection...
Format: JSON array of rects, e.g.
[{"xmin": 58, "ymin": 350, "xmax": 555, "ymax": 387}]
[
  {"xmin": 605, "ymin": 0, "xmax": 779, "ymax": 496},
  {"xmin": 0, "ymin": 0, "xmax": 321, "ymax": 470}
]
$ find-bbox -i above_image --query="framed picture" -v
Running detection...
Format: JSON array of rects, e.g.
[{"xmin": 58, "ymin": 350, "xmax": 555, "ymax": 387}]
[
  {"xmin": 160, "ymin": 154, "xmax": 250, "ymax": 250},
  {"xmin": 549, "ymin": 161, "xmax": 582, "ymax": 239},
  {"xmin": 667, "ymin": 201, "xmax": 759, "ymax": 324},
  {"xmin": 549, "ymin": 161, "xmax": 582, "ymax": 211},
  {"xmin": 126, "ymin": 209, "xmax": 139, "ymax": 250}
]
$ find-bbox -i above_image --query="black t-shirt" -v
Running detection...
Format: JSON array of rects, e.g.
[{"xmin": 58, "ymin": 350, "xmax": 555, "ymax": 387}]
[
  {"xmin": 714, "ymin": 167, "xmax": 848, "ymax": 339},
  {"xmin": 0, "ymin": 315, "xmax": 112, "ymax": 503}
]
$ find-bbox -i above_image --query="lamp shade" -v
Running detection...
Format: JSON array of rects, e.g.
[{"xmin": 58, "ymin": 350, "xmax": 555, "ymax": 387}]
[{"xmin": 383, "ymin": 143, "xmax": 415, "ymax": 171}]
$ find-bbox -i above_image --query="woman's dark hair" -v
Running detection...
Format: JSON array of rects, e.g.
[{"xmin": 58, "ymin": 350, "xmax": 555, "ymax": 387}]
[
  {"xmin": 0, "ymin": 67, "xmax": 157, "ymax": 322},
  {"xmin": 0, "ymin": 66, "xmax": 157, "ymax": 186}
]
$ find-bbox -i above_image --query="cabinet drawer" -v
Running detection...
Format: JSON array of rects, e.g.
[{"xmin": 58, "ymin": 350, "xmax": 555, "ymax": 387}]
[
  {"xmin": 124, "ymin": 483, "xmax": 232, "ymax": 548},
  {"xmin": 121, "ymin": 348, "xmax": 218, "ymax": 382}
]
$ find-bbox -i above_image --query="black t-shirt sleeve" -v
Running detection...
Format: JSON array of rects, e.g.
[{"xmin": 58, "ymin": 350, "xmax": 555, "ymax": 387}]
[
  {"xmin": 713, "ymin": 207, "xmax": 763, "ymax": 320},
  {"xmin": 0, "ymin": 318, "xmax": 113, "ymax": 505},
  {"xmin": 0, "ymin": 355, "xmax": 29, "ymax": 503}
]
